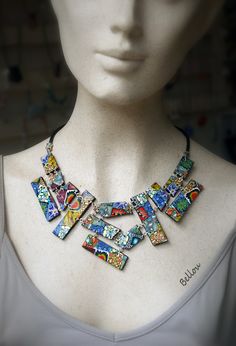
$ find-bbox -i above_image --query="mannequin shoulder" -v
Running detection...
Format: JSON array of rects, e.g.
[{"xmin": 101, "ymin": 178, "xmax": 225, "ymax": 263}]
[
  {"xmin": 191, "ymin": 138, "xmax": 236, "ymax": 174},
  {"xmin": 3, "ymin": 138, "xmax": 48, "ymax": 182},
  {"xmin": 190, "ymin": 138, "xmax": 236, "ymax": 202}
]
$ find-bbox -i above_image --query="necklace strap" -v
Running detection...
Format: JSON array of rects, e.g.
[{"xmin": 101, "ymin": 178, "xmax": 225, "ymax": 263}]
[
  {"xmin": 47, "ymin": 122, "xmax": 190, "ymax": 156},
  {"xmin": 49, "ymin": 122, "xmax": 66, "ymax": 144},
  {"xmin": 174, "ymin": 125, "xmax": 190, "ymax": 157}
]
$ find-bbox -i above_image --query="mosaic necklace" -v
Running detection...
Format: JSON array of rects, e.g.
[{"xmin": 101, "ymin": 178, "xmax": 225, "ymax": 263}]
[{"xmin": 31, "ymin": 123, "xmax": 204, "ymax": 271}]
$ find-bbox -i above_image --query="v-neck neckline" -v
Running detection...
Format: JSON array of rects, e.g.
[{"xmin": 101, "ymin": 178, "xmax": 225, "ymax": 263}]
[{"xmin": 1, "ymin": 154, "xmax": 236, "ymax": 343}]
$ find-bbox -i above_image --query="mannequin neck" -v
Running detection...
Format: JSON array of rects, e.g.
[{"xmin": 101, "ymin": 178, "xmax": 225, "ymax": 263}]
[{"xmin": 54, "ymin": 83, "xmax": 186, "ymax": 199}]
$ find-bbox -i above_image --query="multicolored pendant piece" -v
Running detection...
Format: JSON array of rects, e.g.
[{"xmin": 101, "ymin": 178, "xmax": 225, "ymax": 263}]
[
  {"xmin": 82, "ymin": 234, "xmax": 129, "ymax": 270},
  {"xmin": 130, "ymin": 192, "xmax": 168, "ymax": 246},
  {"xmin": 163, "ymin": 175, "xmax": 184, "ymax": 198},
  {"xmin": 165, "ymin": 179, "xmax": 203, "ymax": 222},
  {"xmin": 80, "ymin": 213, "xmax": 121, "ymax": 239},
  {"xmin": 163, "ymin": 155, "xmax": 194, "ymax": 197},
  {"xmin": 31, "ymin": 177, "xmax": 60, "ymax": 221},
  {"xmin": 41, "ymin": 153, "xmax": 59, "ymax": 174},
  {"xmin": 41, "ymin": 153, "xmax": 65, "ymax": 192},
  {"xmin": 146, "ymin": 182, "xmax": 170, "ymax": 211},
  {"xmin": 174, "ymin": 155, "xmax": 194, "ymax": 178},
  {"xmin": 53, "ymin": 190, "xmax": 95, "ymax": 239},
  {"xmin": 93, "ymin": 201, "xmax": 133, "ymax": 217},
  {"xmin": 55, "ymin": 182, "xmax": 80, "ymax": 211},
  {"xmin": 113, "ymin": 225, "xmax": 144, "ymax": 249}
]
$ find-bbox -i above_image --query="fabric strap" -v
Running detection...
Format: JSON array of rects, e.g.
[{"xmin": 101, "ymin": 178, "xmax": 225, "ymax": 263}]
[{"xmin": 0, "ymin": 155, "xmax": 5, "ymax": 257}]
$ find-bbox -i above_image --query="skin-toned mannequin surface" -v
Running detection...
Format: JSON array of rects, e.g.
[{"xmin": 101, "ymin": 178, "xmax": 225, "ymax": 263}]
[{"xmin": 3, "ymin": 0, "xmax": 236, "ymax": 333}]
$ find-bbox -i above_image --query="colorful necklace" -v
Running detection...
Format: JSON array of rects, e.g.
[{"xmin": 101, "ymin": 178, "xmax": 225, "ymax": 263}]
[{"xmin": 31, "ymin": 123, "xmax": 204, "ymax": 271}]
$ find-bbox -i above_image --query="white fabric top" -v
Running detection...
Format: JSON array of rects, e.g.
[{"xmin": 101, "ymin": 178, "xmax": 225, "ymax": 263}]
[{"xmin": 0, "ymin": 154, "xmax": 236, "ymax": 345}]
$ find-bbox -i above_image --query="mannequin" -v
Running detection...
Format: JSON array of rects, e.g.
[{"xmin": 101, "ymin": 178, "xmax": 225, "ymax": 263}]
[{"xmin": 2, "ymin": 0, "xmax": 235, "ymax": 334}]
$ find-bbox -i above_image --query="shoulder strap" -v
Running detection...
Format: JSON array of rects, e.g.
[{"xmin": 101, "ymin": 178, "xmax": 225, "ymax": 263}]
[{"xmin": 0, "ymin": 155, "xmax": 5, "ymax": 256}]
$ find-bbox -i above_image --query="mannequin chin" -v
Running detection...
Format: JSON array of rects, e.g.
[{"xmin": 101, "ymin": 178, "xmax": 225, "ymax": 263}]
[{"xmin": 50, "ymin": 0, "xmax": 225, "ymax": 105}]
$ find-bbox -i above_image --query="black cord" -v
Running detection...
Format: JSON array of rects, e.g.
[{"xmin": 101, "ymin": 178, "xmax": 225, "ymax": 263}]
[
  {"xmin": 174, "ymin": 125, "xmax": 190, "ymax": 154},
  {"xmin": 49, "ymin": 122, "xmax": 66, "ymax": 144},
  {"xmin": 48, "ymin": 122, "xmax": 190, "ymax": 154}
]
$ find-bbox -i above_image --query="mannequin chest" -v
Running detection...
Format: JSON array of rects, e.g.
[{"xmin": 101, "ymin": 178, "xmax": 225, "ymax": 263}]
[{"xmin": 3, "ymin": 152, "xmax": 236, "ymax": 333}]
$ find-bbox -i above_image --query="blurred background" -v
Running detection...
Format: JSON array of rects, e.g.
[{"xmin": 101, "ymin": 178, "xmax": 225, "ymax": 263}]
[{"xmin": 0, "ymin": 0, "xmax": 236, "ymax": 163}]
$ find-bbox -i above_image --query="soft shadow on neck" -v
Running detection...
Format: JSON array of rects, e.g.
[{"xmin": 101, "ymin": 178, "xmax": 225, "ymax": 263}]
[{"xmin": 53, "ymin": 84, "xmax": 186, "ymax": 198}]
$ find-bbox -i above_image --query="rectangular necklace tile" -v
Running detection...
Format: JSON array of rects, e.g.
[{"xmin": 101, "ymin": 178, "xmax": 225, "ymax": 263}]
[
  {"xmin": 146, "ymin": 182, "xmax": 170, "ymax": 211},
  {"xmin": 41, "ymin": 152, "xmax": 65, "ymax": 193},
  {"xmin": 53, "ymin": 190, "xmax": 95, "ymax": 239},
  {"xmin": 130, "ymin": 192, "xmax": 168, "ymax": 246},
  {"xmin": 41, "ymin": 152, "xmax": 59, "ymax": 174},
  {"xmin": 31, "ymin": 176, "xmax": 60, "ymax": 221},
  {"xmin": 163, "ymin": 174, "xmax": 184, "ymax": 197},
  {"xmin": 163, "ymin": 155, "xmax": 194, "ymax": 197},
  {"xmin": 82, "ymin": 234, "xmax": 129, "ymax": 270},
  {"xmin": 113, "ymin": 224, "xmax": 144, "ymax": 250},
  {"xmin": 174, "ymin": 155, "xmax": 194, "ymax": 178},
  {"xmin": 93, "ymin": 201, "xmax": 133, "ymax": 217},
  {"xmin": 47, "ymin": 170, "xmax": 65, "ymax": 192},
  {"xmin": 80, "ymin": 213, "xmax": 121, "ymax": 239},
  {"xmin": 55, "ymin": 182, "xmax": 80, "ymax": 211},
  {"xmin": 165, "ymin": 179, "xmax": 204, "ymax": 222}
]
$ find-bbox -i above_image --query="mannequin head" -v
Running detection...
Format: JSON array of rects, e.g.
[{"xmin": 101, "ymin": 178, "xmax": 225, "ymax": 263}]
[{"xmin": 50, "ymin": 0, "xmax": 225, "ymax": 105}]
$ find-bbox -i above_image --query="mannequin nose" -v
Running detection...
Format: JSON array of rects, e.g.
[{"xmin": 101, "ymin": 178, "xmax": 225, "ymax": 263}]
[{"xmin": 110, "ymin": 0, "xmax": 143, "ymax": 39}]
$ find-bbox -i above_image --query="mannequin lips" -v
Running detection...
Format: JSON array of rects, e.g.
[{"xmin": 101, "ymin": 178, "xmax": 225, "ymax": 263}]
[
  {"xmin": 95, "ymin": 49, "xmax": 146, "ymax": 73},
  {"xmin": 96, "ymin": 49, "xmax": 146, "ymax": 61}
]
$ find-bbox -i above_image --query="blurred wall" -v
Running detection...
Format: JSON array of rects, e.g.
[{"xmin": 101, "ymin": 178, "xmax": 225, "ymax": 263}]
[{"xmin": 0, "ymin": 0, "xmax": 236, "ymax": 163}]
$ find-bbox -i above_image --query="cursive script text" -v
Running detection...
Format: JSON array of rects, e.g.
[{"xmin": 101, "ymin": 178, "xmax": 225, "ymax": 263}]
[{"xmin": 179, "ymin": 263, "xmax": 201, "ymax": 286}]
